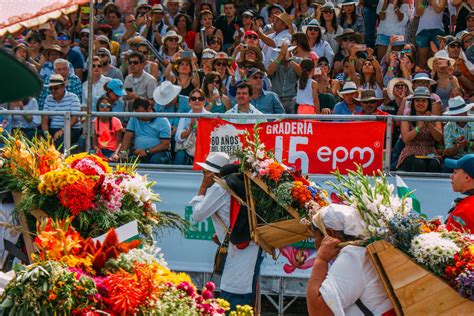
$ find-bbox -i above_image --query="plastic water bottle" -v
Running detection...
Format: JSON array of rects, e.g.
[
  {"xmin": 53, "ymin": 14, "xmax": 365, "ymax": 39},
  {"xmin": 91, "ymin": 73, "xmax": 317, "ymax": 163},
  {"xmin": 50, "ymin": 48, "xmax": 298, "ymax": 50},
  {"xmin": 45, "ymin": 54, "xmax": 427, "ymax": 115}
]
[{"xmin": 213, "ymin": 88, "xmax": 222, "ymax": 106}]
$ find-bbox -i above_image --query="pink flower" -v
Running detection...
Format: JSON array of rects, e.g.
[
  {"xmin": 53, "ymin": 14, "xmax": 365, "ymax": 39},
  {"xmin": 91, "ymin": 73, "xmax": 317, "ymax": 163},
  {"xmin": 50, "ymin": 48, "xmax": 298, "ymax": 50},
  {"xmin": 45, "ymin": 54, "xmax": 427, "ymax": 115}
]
[
  {"xmin": 202, "ymin": 289, "xmax": 213, "ymax": 300},
  {"xmin": 205, "ymin": 282, "xmax": 216, "ymax": 292},
  {"xmin": 280, "ymin": 246, "xmax": 315, "ymax": 274}
]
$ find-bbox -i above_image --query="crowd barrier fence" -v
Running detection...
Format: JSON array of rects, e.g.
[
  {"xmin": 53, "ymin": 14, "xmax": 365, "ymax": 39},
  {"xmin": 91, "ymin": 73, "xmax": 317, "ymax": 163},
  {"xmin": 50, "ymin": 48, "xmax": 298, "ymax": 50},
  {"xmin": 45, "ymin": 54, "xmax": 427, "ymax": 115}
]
[{"xmin": 1, "ymin": 109, "xmax": 472, "ymax": 176}]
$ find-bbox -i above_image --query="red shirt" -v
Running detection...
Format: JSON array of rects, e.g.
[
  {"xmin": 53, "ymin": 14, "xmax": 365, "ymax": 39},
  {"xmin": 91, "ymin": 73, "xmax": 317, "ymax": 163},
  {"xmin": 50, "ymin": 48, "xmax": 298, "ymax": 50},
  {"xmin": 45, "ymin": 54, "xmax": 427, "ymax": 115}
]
[
  {"xmin": 446, "ymin": 195, "xmax": 474, "ymax": 233},
  {"xmin": 354, "ymin": 109, "xmax": 389, "ymax": 115}
]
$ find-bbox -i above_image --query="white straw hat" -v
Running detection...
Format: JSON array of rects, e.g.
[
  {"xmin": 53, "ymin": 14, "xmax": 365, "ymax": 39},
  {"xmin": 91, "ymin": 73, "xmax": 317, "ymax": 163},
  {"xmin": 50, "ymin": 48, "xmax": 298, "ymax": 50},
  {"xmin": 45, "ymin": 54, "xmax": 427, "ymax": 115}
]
[
  {"xmin": 197, "ymin": 152, "xmax": 231, "ymax": 173},
  {"xmin": 444, "ymin": 96, "xmax": 474, "ymax": 115},
  {"xmin": 153, "ymin": 81, "xmax": 182, "ymax": 105}
]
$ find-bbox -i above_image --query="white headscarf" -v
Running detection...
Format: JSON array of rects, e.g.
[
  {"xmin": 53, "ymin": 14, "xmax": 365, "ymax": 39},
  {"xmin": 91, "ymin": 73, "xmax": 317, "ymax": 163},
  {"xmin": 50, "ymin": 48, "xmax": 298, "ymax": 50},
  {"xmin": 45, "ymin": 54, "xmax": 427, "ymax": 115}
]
[{"xmin": 312, "ymin": 204, "xmax": 365, "ymax": 237}]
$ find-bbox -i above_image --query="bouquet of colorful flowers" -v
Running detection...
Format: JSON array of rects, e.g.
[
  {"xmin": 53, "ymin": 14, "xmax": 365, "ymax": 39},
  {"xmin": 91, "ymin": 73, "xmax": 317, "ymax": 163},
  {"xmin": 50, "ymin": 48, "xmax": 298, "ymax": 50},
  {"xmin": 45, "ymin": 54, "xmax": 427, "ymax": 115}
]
[
  {"xmin": 0, "ymin": 133, "xmax": 185, "ymax": 242},
  {"xmin": 236, "ymin": 127, "xmax": 329, "ymax": 224},
  {"xmin": 0, "ymin": 218, "xmax": 235, "ymax": 315},
  {"xmin": 328, "ymin": 166, "xmax": 473, "ymax": 301}
]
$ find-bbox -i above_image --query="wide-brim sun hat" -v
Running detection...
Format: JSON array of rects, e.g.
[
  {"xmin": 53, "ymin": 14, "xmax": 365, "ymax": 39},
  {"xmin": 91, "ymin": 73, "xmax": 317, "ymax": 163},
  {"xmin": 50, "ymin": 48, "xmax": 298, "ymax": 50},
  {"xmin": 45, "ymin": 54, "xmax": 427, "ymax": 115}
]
[
  {"xmin": 42, "ymin": 45, "xmax": 64, "ymax": 56},
  {"xmin": 412, "ymin": 72, "xmax": 437, "ymax": 85},
  {"xmin": 162, "ymin": 30, "xmax": 182, "ymax": 44},
  {"xmin": 212, "ymin": 52, "xmax": 230, "ymax": 67},
  {"xmin": 340, "ymin": 0, "xmax": 358, "ymax": 6},
  {"xmin": 427, "ymin": 50, "xmax": 455, "ymax": 70},
  {"xmin": 354, "ymin": 89, "xmax": 384, "ymax": 103},
  {"xmin": 335, "ymin": 28, "xmax": 363, "ymax": 44},
  {"xmin": 337, "ymin": 81, "xmax": 359, "ymax": 97},
  {"xmin": 153, "ymin": 81, "xmax": 182, "ymax": 105},
  {"xmin": 387, "ymin": 78, "xmax": 413, "ymax": 101},
  {"xmin": 444, "ymin": 96, "xmax": 474, "ymax": 115},
  {"xmin": 274, "ymin": 13, "xmax": 294, "ymax": 34},
  {"xmin": 46, "ymin": 74, "xmax": 67, "ymax": 87},
  {"xmin": 196, "ymin": 152, "xmax": 231, "ymax": 173},
  {"xmin": 320, "ymin": 3, "xmax": 341, "ymax": 16},
  {"xmin": 202, "ymin": 48, "xmax": 217, "ymax": 59},
  {"xmin": 410, "ymin": 86, "xmax": 433, "ymax": 100},
  {"xmin": 302, "ymin": 19, "xmax": 322, "ymax": 34}
]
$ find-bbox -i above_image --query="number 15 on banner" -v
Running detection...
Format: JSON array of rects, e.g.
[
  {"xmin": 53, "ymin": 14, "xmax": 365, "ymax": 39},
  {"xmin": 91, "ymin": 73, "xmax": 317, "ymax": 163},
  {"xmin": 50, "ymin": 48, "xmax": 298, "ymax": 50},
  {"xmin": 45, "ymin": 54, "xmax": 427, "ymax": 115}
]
[{"xmin": 274, "ymin": 136, "xmax": 309, "ymax": 174}]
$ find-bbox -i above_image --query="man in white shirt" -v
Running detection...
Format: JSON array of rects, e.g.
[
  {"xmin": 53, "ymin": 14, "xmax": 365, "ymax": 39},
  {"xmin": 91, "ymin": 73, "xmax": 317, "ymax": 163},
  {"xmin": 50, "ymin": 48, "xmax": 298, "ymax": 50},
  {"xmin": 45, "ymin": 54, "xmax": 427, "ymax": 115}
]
[
  {"xmin": 226, "ymin": 83, "xmax": 265, "ymax": 124},
  {"xmin": 190, "ymin": 152, "xmax": 262, "ymax": 311}
]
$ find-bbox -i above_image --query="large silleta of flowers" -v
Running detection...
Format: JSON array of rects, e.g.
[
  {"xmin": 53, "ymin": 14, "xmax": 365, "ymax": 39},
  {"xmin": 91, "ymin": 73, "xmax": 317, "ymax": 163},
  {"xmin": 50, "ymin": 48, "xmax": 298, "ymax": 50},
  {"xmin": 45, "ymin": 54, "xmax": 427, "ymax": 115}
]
[
  {"xmin": 0, "ymin": 134, "xmax": 252, "ymax": 315},
  {"xmin": 234, "ymin": 129, "xmax": 473, "ymax": 314}
]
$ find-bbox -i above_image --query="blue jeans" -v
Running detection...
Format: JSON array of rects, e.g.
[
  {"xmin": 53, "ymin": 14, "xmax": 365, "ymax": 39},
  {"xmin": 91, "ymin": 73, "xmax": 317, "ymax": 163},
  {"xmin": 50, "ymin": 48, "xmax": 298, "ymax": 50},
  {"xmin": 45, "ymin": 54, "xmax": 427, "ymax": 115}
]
[
  {"xmin": 49, "ymin": 127, "xmax": 82, "ymax": 150},
  {"xmin": 220, "ymin": 249, "xmax": 264, "ymax": 311},
  {"xmin": 416, "ymin": 28, "xmax": 444, "ymax": 48},
  {"xmin": 364, "ymin": 6, "xmax": 377, "ymax": 49},
  {"xmin": 173, "ymin": 149, "xmax": 194, "ymax": 165},
  {"xmin": 139, "ymin": 150, "xmax": 171, "ymax": 164}
]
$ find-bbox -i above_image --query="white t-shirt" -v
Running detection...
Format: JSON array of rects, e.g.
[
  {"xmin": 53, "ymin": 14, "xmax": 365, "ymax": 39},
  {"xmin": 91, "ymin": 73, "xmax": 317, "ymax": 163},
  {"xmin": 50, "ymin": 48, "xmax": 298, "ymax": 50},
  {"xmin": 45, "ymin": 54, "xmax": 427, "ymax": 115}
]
[
  {"xmin": 190, "ymin": 183, "xmax": 261, "ymax": 294},
  {"xmin": 417, "ymin": 1, "xmax": 445, "ymax": 35},
  {"xmin": 262, "ymin": 29, "xmax": 292, "ymax": 69},
  {"xmin": 376, "ymin": 3, "xmax": 412, "ymax": 36},
  {"xmin": 319, "ymin": 246, "xmax": 393, "ymax": 316},
  {"xmin": 296, "ymin": 79, "xmax": 315, "ymax": 106}
]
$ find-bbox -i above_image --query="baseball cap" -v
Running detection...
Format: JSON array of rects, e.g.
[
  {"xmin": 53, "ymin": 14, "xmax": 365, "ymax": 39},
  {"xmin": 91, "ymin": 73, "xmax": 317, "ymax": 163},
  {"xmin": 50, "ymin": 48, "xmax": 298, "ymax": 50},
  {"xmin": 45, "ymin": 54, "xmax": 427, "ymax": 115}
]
[
  {"xmin": 244, "ymin": 30, "xmax": 258, "ymax": 38},
  {"xmin": 106, "ymin": 79, "xmax": 127, "ymax": 97},
  {"xmin": 247, "ymin": 68, "xmax": 266, "ymax": 78},
  {"xmin": 445, "ymin": 154, "xmax": 474, "ymax": 178}
]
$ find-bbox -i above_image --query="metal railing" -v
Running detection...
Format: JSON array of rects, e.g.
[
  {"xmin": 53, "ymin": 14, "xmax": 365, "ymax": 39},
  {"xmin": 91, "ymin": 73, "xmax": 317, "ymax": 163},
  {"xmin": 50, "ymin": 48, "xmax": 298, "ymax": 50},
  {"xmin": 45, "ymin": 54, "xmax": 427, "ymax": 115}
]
[{"xmin": 2, "ymin": 109, "xmax": 473, "ymax": 176}]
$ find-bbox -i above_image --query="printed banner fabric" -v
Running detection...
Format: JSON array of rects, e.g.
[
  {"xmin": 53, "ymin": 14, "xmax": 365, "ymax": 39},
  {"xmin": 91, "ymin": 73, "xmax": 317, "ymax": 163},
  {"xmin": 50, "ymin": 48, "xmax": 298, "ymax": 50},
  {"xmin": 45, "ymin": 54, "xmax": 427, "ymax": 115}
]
[{"xmin": 194, "ymin": 119, "xmax": 386, "ymax": 175}]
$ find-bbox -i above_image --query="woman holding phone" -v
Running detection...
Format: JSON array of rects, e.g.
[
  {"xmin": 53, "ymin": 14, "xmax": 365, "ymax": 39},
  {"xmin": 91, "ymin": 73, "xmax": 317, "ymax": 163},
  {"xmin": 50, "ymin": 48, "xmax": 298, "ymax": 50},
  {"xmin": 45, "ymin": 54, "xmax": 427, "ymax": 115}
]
[{"xmin": 376, "ymin": 0, "xmax": 412, "ymax": 60}]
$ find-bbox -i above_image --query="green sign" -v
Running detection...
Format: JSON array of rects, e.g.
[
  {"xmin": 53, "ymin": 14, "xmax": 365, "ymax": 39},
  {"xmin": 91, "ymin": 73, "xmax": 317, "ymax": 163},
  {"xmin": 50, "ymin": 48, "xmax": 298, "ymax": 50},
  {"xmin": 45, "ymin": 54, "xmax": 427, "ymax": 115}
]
[{"xmin": 184, "ymin": 206, "xmax": 216, "ymax": 240}]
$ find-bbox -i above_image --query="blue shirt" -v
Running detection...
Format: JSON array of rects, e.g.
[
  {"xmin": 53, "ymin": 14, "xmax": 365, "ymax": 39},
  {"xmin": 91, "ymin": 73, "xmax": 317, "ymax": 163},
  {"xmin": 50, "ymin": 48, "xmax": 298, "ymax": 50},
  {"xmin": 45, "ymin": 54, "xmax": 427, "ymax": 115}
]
[
  {"xmin": 43, "ymin": 91, "xmax": 82, "ymax": 129},
  {"xmin": 154, "ymin": 95, "xmax": 190, "ymax": 128},
  {"xmin": 67, "ymin": 46, "xmax": 85, "ymax": 71},
  {"xmin": 126, "ymin": 117, "xmax": 171, "ymax": 150},
  {"xmin": 333, "ymin": 101, "xmax": 362, "ymax": 115},
  {"xmin": 250, "ymin": 90, "xmax": 285, "ymax": 114}
]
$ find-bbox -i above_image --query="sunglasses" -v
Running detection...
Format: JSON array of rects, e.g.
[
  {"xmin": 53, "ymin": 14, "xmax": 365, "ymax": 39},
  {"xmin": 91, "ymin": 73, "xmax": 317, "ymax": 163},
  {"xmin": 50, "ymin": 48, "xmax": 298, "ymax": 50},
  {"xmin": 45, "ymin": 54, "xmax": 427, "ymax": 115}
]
[
  {"xmin": 322, "ymin": 10, "xmax": 333, "ymax": 14},
  {"xmin": 252, "ymin": 75, "xmax": 263, "ymax": 80},
  {"xmin": 210, "ymin": 40, "xmax": 222, "ymax": 45},
  {"xmin": 138, "ymin": 50, "xmax": 149, "ymax": 54},
  {"xmin": 361, "ymin": 100, "xmax": 377, "ymax": 104},
  {"xmin": 307, "ymin": 27, "xmax": 320, "ymax": 32},
  {"xmin": 99, "ymin": 103, "xmax": 111, "ymax": 108},
  {"xmin": 449, "ymin": 44, "xmax": 461, "ymax": 49},
  {"xmin": 395, "ymin": 84, "xmax": 408, "ymax": 89},
  {"xmin": 57, "ymin": 36, "xmax": 69, "ymax": 41},
  {"xmin": 128, "ymin": 60, "xmax": 142, "ymax": 65},
  {"xmin": 80, "ymin": 33, "xmax": 89, "ymax": 37},
  {"xmin": 211, "ymin": 79, "xmax": 221, "ymax": 84},
  {"xmin": 318, "ymin": 62, "xmax": 329, "ymax": 67},
  {"xmin": 246, "ymin": 35, "xmax": 258, "ymax": 40},
  {"xmin": 190, "ymin": 96, "xmax": 205, "ymax": 101},
  {"xmin": 98, "ymin": 53, "xmax": 108, "ymax": 58},
  {"xmin": 401, "ymin": 49, "xmax": 412, "ymax": 54},
  {"xmin": 93, "ymin": 64, "xmax": 102, "ymax": 68},
  {"xmin": 167, "ymin": 37, "xmax": 179, "ymax": 42},
  {"xmin": 50, "ymin": 85, "xmax": 63, "ymax": 91},
  {"xmin": 215, "ymin": 62, "xmax": 227, "ymax": 67}
]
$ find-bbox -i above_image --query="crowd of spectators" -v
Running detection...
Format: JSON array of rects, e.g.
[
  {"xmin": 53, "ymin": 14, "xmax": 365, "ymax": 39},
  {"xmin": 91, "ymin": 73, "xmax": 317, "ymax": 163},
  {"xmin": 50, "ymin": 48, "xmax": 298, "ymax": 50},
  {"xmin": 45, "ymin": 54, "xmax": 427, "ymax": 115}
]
[{"xmin": 1, "ymin": 0, "xmax": 474, "ymax": 173}]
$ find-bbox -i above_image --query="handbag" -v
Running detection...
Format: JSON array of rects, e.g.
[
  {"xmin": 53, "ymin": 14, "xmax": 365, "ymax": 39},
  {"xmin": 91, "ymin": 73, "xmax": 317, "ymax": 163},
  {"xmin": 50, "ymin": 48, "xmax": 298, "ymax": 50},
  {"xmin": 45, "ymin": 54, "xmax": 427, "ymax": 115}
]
[
  {"xmin": 175, "ymin": 128, "xmax": 196, "ymax": 157},
  {"xmin": 212, "ymin": 214, "xmax": 230, "ymax": 275}
]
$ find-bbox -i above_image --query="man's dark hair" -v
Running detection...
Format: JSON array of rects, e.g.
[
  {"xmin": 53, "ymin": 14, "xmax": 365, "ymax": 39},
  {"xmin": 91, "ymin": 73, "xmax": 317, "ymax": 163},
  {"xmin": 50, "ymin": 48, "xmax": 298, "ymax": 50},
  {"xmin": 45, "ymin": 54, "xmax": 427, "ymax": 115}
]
[
  {"xmin": 236, "ymin": 82, "xmax": 253, "ymax": 96},
  {"xmin": 107, "ymin": 10, "xmax": 122, "ymax": 19},
  {"xmin": 133, "ymin": 97, "xmax": 152, "ymax": 111},
  {"xmin": 128, "ymin": 51, "xmax": 145, "ymax": 63},
  {"xmin": 224, "ymin": 1, "xmax": 235, "ymax": 7}
]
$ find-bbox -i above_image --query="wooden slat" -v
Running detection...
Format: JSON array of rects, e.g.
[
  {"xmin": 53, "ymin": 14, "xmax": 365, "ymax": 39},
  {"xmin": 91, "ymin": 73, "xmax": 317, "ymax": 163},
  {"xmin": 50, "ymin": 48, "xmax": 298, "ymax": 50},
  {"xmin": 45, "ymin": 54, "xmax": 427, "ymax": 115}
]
[
  {"xmin": 438, "ymin": 301, "xmax": 474, "ymax": 315},
  {"xmin": 403, "ymin": 287, "xmax": 469, "ymax": 315},
  {"xmin": 377, "ymin": 247, "xmax": 410, "ymax": 273},
  {"xmin": 256, "ymin": 219, "xmax": 311, "ymax": 249},
  {"xmin": 394, "ymin": 274, "xmax": 452, "ymax": 307},
  {"xmin": 385, "ymin": 260, "xmax": 429, "ymax": 290},
  {"xmin": 244, "ymin": 170, "xmax": 300, "ymax": 219}
]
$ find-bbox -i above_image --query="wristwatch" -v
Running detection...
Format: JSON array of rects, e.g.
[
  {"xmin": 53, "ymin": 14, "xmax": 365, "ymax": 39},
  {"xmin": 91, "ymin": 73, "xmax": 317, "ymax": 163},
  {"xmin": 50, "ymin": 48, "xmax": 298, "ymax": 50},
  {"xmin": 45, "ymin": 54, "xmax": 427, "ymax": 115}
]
[{"xmin": 145, "ymin": 148, "xmax": 151, "ymax": 155}]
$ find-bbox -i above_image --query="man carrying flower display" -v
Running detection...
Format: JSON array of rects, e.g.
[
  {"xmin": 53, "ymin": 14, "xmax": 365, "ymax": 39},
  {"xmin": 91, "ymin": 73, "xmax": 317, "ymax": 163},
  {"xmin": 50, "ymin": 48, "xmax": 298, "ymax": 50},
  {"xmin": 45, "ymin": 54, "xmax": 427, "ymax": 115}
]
[
  {"xmin": 444, "ymin": 154, "xmax": 474, "ymax": 232},
  {"xmin": 190, "ymin": 152, "xmax": 263, "ymax": 311}
]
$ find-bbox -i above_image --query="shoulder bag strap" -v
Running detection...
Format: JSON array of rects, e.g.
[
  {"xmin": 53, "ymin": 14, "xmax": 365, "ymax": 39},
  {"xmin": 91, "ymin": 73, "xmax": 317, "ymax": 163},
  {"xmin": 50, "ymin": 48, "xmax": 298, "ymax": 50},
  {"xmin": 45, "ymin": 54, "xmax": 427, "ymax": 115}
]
[{"xmin": 355, "ymin": 299, "xmax": 374, "ymax": 316}]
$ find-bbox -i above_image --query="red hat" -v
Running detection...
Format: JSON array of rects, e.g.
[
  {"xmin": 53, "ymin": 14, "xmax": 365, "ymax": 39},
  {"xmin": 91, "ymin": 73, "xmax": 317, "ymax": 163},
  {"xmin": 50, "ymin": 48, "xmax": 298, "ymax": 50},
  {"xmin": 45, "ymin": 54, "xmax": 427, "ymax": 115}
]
[{"xmin": 244, "ymin": 30, "xmax": 258, "ymax": 38}]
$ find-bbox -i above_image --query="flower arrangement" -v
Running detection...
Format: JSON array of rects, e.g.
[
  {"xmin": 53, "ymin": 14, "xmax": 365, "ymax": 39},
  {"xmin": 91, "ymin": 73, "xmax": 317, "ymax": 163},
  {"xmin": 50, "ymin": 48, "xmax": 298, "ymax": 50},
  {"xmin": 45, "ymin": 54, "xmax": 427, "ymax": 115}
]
[
  {"xmin": 236, "ymin": 127, "xmax": 329, "ymax": 224},
  {"xmin": 328, "ymin": 166, "xmax": 473, "ymax": 301},
  {"xmin": 0, "ymin": 133, "xmax": 185, "ymax": 241},
  {"xmin": 0, "ymin": 218, "xmax": 235, "ymax": 315}
]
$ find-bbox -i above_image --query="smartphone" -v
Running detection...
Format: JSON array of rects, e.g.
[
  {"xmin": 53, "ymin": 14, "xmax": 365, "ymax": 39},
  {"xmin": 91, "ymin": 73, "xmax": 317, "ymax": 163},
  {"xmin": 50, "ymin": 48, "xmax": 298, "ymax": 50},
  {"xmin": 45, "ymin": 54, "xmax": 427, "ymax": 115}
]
[
  {"xmin": 393, "ymin": 35, "xmax": 405, "ymax": 42},
  {"xmin": 354, "ymin": 44, "xmax": 367, "ymax": 52},
  {"xmin": 314, "ymin": 67, "xmax": 322, "ymax": 75},
  {"xmin": 181, "ymin": 50, "xmax": 193, "ymax": 59},
  {"xmin": 81, "ymin": 6, "xmax": 90, "ymax": 14}
]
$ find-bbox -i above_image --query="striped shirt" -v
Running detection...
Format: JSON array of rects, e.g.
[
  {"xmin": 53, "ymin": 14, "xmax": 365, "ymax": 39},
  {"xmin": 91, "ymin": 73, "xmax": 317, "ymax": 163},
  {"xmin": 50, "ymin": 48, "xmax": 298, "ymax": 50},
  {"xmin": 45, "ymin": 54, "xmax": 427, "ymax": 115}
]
[
  {"xmin": 43, "ymin": 91, "xmax": 82, "ymax": 129},
  {"xmin": 38, "ymin": 74, "xmax": 83, "ymax": 110}
]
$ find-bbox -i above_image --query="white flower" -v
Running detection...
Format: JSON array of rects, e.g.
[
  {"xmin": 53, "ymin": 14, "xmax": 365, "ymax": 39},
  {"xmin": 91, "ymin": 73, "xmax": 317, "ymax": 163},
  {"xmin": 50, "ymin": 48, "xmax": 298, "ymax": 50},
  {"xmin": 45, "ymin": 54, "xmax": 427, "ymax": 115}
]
[{"xmin": 410, "ymin": 232, "xmax": 460, "ymax": 270}]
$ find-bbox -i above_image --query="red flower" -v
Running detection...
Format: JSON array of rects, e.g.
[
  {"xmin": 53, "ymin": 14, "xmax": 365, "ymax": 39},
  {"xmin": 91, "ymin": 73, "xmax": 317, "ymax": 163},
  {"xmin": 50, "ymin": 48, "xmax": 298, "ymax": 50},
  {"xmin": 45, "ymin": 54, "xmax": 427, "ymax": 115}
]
[{"xmin": 58, "ymin": 178, "xmax": 97, "ymax": 215}]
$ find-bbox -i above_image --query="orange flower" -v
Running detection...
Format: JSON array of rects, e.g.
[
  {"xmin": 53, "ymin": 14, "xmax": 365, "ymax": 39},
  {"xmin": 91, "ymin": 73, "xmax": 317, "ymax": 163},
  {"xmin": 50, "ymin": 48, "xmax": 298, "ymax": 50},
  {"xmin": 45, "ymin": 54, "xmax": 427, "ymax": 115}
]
[{"xmin": 268, "ymin": 162, "xmax": 285, "ymax": 182}]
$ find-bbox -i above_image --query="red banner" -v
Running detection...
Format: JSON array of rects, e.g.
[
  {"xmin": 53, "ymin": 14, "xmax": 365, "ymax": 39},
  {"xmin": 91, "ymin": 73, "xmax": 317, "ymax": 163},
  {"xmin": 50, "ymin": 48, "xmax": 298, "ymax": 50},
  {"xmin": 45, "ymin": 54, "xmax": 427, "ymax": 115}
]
[{"xmin": 194, "ymin": 119, "xmax": 386, "ymax": 174}]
